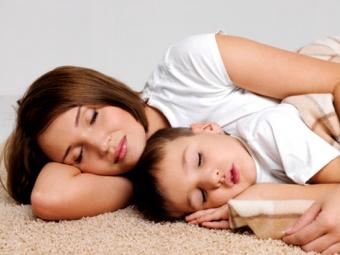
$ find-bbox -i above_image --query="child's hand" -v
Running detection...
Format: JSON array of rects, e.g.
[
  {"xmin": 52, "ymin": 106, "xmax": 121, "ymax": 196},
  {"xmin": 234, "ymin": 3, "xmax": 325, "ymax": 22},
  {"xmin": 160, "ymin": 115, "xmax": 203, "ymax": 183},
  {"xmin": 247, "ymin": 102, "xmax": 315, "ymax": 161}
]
[{"xmin": 185, "ymin": 204, "xmax": 229, "ymax": 229}]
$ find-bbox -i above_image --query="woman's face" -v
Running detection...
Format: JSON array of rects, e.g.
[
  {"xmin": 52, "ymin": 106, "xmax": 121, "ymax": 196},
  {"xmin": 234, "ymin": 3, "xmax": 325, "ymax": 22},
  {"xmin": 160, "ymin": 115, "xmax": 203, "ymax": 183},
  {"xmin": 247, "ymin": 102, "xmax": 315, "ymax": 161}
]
[{"xmin": 38, "ymin": 105, "xmax": 147, "ymax": 175}]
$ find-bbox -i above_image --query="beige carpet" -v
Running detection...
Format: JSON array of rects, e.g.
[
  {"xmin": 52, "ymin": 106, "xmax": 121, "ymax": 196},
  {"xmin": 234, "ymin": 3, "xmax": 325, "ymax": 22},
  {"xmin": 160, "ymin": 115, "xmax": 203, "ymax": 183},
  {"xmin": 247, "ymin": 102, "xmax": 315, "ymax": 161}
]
[{"xmin": 0, "ymin": 167, "xmax": 316, "ymax": 255}]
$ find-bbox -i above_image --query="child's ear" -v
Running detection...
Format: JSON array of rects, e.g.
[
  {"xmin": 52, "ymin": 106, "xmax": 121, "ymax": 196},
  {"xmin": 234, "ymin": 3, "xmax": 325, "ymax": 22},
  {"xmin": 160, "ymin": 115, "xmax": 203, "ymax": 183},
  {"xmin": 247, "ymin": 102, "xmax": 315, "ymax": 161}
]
[{"xmin": 190, "ymin": 122, "xmax": 222, "ymax": 134}]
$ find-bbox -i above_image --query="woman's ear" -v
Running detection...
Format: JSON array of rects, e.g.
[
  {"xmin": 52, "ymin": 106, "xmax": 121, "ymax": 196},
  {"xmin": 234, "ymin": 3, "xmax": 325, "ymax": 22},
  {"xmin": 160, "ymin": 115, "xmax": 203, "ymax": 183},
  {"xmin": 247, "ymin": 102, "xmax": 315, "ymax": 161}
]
[{"xmin": 190, "ymin": 122, "xmax": 222, "ymax": 134}]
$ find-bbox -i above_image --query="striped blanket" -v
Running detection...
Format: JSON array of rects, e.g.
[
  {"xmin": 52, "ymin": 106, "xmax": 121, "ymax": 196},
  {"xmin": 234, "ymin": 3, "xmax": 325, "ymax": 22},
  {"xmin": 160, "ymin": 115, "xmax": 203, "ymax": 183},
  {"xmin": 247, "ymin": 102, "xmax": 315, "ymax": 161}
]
[{"xmin": 283, "ymin": 36, "xmax": 340, "ymax": 150}]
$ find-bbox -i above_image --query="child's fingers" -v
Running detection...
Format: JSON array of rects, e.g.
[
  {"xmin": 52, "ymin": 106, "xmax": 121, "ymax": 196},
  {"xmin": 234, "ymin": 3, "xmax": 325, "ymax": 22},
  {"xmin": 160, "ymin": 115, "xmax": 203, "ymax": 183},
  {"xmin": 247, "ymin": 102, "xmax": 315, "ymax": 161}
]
[
  {"xmin": 196, "ymin": 209, "xmax": 229, "ymax": 224},
  {"xmin": 200, "ymin": 220, "xmax": 229, "ymax": 229},
  {"xmin": 185, "ymin": 208, "xmax": 217, "ymax": 222},
  {"xmin": 196, "ymin": 212, "xmax": 222, "ymax": 224}
]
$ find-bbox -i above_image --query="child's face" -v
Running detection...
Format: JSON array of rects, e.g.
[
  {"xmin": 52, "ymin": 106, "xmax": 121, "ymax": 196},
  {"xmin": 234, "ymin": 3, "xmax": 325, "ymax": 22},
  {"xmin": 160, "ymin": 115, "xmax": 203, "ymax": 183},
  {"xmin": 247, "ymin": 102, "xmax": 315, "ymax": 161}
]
[{"xmin": 156, "ymin": 125, "xmax": 256, "ymax": 217}]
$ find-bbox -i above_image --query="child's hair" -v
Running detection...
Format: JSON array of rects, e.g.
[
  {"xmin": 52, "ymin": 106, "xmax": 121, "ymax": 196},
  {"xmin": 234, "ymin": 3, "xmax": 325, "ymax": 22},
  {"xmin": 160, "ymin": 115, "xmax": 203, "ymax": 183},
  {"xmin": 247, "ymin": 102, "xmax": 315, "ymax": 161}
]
[
  {"xmin": 2, "ymin": 66, "xmax": 148, "ymax": 204},
  {"xmin": 132, "ymin": 127, "xmax": 195, "ymax": 222}
]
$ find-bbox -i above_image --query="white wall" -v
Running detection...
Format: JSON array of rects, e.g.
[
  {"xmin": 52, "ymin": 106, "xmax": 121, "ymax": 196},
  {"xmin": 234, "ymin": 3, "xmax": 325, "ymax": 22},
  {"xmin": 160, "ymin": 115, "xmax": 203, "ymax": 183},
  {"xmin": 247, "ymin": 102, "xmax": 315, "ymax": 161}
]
[{"xmin": 0, "ymin": 0, "xmax": 339, "ymax": 141}]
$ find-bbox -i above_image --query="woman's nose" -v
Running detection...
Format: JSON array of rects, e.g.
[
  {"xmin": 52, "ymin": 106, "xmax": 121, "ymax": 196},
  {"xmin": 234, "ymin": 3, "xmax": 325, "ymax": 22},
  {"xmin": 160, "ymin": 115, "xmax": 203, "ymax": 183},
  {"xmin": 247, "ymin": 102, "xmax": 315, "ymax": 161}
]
[{"xmin": 86, "ymin": 132, "xmax": 110, "ymax": 155}]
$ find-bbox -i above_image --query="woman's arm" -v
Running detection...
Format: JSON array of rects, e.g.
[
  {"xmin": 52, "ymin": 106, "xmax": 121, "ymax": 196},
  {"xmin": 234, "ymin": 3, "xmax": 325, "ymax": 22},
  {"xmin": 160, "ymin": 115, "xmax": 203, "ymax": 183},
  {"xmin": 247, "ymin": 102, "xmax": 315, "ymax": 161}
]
[
  {"xmin": 216, "ymin": 34, "xmax": 340, "ymax": 99},
  {"xmin": 31, "ymin": 162, "xmax": 132, "ymax": 220},
  {"xmin": 242, "ymin": 183, "xmax": 340, "ymax": 254},
  {"xmin": 236, "ymin": 183, "xmax": 338, "ymax": 201},
  {"xmin": 186, "ymin": 183, "xmax": 338, "ymax": 229},
  {"xmin": 279, "ymin": 156, "xmax": 340, "ymax": 254},
  {"xmin": 283, "ymin": 185, "xmax": 340, "ymax": 254},
  {"xmin": 309, "ymin": 156, "xmax": 340, "ymax": 183},
  {"xmin": 333, "ymin": 81, "xmax": 340, "ymax": 120}
]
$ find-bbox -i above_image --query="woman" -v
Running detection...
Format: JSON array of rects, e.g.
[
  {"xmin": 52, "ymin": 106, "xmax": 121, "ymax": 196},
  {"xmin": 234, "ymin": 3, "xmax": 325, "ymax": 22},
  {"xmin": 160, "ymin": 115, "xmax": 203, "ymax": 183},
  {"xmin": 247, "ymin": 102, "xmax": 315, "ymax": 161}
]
[{"xmin": 3, "ymin": 32, "xmax": 340, "ymax": 253}]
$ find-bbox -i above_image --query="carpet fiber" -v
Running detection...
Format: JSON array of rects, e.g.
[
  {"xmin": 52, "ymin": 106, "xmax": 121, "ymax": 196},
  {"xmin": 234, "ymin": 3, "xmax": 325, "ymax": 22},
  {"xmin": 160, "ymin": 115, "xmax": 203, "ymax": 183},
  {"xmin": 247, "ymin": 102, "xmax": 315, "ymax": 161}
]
[{"xmin": 0, "ymin": 167, "xmax": 316, "ymax": 255}]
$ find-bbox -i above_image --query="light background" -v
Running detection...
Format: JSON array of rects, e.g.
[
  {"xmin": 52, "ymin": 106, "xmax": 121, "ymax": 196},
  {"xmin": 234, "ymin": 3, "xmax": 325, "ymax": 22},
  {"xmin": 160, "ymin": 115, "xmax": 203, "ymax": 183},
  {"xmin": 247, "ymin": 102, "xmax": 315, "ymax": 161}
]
[{"xmin": 0, "ymin": 0, "xmax": 339, "ymax": 142}]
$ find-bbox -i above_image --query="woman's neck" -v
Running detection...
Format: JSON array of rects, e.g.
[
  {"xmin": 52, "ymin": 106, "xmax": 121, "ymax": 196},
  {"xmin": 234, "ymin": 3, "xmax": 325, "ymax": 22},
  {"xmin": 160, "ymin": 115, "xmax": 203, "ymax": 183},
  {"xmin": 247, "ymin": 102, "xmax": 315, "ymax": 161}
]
[{"xmin": 144, "ymin": 105, "xmax": 170, "ymax": 138}]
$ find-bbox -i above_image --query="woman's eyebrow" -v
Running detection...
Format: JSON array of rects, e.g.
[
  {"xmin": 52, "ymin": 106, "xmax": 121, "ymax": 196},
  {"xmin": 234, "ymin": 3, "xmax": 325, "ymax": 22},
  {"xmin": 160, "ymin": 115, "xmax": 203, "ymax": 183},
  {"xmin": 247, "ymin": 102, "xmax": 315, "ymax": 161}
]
[
  {"xmin": 75, "ymin": 106, "xmax": 82, "ymax": 126},
  {"xmin": 61, "ymin": 106, "xmax": 82, "ymax": 162}
]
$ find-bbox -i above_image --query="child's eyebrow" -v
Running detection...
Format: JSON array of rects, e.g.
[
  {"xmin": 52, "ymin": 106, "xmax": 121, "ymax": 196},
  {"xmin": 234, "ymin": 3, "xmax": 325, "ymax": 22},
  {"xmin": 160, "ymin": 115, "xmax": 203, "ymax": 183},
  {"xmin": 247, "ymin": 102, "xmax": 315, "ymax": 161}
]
[
  {"xmin": 182, "ymin": 145, "xmax": 195, "ymax": 210},
  {"xmin": 182, "ymin": 145, "xmax": 196, "ymax": 211},
  {"xmin": 182, "ymin": 145, "xmax": 189, "ymax": 173}
]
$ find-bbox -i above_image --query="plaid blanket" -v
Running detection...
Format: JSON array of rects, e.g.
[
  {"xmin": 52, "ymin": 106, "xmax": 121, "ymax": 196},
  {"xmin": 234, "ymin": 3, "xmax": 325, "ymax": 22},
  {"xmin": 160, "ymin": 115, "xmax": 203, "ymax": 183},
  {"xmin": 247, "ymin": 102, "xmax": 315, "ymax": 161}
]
[
  {"xmin": 297, "ymin": 36, "xmax": 340, "ymax": 63},
  {"xmin": 283, "ymin": 36, "xmax": 340, "ymax": 150},
  {"xmin": 283, "ymin": 94, "xmax": 340, "ymax": 150}
]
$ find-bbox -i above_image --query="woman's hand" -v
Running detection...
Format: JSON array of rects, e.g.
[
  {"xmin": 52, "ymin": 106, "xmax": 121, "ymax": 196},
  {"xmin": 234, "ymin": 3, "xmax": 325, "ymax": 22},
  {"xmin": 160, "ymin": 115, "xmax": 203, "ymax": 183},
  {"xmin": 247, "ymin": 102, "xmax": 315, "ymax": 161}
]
[
  {"xmin": 283, "ymin": 186, "xmax": 340, "ymax": 254},
  {"xmin": 332, "ymin": 81, "xmax": 340, "ymax": 119},
  {"xmin": 185, "ymin": 204, "xmax": 229, "ymax": 229}
]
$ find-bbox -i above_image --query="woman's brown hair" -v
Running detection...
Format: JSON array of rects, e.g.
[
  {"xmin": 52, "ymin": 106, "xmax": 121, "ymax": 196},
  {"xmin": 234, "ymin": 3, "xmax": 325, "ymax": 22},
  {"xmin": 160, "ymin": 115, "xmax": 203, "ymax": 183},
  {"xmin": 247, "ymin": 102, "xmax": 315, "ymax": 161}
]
[{"xmin": 2, "ymin": 66, "xmax": 148, "ymax": 204}]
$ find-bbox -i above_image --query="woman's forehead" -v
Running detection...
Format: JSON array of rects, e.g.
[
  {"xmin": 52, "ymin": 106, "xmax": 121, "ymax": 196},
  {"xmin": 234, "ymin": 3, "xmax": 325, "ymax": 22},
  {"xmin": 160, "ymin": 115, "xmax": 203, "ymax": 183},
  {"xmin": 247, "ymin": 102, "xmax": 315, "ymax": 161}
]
[{"xmin": 37, "ymin": 107, "xmax": 79, "ymax": 161}]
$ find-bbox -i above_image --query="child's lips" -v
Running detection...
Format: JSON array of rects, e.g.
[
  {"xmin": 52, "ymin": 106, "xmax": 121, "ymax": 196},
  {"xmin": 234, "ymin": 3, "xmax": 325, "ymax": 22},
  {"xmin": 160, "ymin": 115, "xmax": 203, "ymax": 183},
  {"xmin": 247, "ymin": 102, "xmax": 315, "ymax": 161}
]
[
  {"xmin": 224, "ymin": 164, "xmax": 240, "ymax": 187},
  {"xmin": 230, "ymin": 164, "xmax": 240, "ymax": 184}
]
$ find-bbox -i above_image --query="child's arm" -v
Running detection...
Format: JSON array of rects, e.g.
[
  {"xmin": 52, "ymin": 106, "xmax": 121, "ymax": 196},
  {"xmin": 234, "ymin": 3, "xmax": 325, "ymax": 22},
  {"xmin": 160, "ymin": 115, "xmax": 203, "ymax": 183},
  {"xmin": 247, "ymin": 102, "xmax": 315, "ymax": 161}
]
[
  {"xmin": 31, "ymin": 162, "xmax": 132, "ymax": 220},
  {"xmin": 186, "ymin": 183, "xmax": 338, "ymax": 229},
  {"xmin": 216, "ymin": 34, "xmax": 340, "ymax": 99}
]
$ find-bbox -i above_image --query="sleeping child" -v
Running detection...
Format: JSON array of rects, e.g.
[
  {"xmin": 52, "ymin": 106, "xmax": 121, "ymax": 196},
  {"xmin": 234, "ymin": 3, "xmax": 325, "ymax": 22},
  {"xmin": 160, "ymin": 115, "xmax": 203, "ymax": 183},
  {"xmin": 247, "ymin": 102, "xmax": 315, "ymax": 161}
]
[{"xmin": 131, "ymin": 103, "xmax": 340, "ymax": 237}]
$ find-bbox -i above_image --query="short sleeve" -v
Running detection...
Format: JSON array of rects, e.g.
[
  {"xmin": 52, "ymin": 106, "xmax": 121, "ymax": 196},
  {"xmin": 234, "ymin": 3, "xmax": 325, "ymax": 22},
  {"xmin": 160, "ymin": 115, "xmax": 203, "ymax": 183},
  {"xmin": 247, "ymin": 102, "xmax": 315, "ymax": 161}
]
[
  {"xmin": 163, "ymin": 33, "xmax": 232, "ymax": 89},
  {"xmin": 235, "ymin": 104, "xmax": 340, "ymax": 184}
]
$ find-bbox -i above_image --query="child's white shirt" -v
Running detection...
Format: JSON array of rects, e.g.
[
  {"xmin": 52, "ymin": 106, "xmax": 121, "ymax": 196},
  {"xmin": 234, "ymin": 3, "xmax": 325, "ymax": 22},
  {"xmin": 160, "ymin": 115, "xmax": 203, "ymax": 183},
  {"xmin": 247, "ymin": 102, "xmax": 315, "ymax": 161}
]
[{"xmin": 233, "ymin": 103, "xmax": 340, "ymax": 184}]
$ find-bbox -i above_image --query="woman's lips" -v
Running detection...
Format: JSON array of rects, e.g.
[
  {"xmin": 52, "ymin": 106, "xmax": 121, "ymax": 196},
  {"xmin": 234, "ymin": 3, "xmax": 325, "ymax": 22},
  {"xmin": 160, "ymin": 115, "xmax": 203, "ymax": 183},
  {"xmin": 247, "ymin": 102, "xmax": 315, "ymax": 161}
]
[{"xmin": 114, "ymin": 136, "xmax": 127, "ymax": 163}]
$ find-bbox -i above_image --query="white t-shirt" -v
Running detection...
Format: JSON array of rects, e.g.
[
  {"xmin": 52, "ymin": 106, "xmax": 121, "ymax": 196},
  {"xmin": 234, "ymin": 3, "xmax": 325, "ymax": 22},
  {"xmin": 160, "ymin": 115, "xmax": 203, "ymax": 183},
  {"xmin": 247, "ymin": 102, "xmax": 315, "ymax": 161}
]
[
  {"xmin": 143, "ymin": 32, "xmax": 339, "ymax": 184},
  {"xmin": 233, "ymin": 104, "xmax": 340, "ymax": 184},
  {"xmin": 142, "ymin": 32, "xmax": 277, "ymax": 135}
]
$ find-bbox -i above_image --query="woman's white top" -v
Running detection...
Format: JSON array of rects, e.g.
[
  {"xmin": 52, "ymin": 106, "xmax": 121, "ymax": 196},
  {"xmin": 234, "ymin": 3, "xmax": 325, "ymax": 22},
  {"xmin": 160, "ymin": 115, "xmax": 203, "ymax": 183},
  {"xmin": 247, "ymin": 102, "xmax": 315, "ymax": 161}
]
[
  {"xmin": 142, "ymin": 33, "xmax": 339, "ymax": 184},
  {"xmin": 142, "ymin": 32, "xmax": 277, "ymax": 135}
]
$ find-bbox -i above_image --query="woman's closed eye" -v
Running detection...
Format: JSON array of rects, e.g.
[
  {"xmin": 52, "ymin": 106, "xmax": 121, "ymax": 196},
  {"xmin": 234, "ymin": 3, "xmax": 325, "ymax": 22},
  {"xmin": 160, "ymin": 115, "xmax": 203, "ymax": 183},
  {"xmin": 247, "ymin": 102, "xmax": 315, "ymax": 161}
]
[
  {"xmin": 75, "ymin": 146, "xmax": 83, "ymax": 164},
  {"xmin": 90, "ymin": 109, "xmax": 98, "ymax": 125}
]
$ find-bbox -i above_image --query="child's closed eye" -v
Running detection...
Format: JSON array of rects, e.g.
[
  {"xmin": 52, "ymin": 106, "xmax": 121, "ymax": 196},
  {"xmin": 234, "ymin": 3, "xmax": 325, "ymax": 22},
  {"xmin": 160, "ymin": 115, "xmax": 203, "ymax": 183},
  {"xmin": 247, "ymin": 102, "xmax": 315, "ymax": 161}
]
[
  {"xmin": 197, "ymin": 152, "xmax": 202, "ymax": 167},
  {"xmin": 200, "ymin": 188, "xmax": 207, "ymax": 203}
]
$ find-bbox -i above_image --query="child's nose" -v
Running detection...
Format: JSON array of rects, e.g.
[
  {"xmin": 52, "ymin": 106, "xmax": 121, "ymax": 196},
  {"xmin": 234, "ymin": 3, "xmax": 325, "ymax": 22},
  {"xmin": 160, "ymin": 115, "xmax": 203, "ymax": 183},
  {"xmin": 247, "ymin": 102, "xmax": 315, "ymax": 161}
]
[{"xmin": 200, "ymin": 168, "xmax": 222, "ymax": 189}]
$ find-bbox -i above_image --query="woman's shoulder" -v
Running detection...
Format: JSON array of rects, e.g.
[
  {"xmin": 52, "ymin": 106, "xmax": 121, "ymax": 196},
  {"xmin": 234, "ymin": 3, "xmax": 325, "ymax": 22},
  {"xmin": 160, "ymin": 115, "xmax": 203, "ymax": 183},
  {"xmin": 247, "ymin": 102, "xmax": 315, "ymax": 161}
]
[{"xmin": 163, "ymin": 32, "xmax": 219, "ymax": 66}]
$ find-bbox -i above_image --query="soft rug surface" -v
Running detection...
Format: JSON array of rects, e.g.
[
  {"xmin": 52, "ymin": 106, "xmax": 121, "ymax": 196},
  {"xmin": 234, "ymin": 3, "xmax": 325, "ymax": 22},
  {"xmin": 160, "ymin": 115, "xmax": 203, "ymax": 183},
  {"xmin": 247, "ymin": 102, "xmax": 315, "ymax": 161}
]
[{"xmin": 0, "ymin": 165, "xmax": 316, "ymax": 255}]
